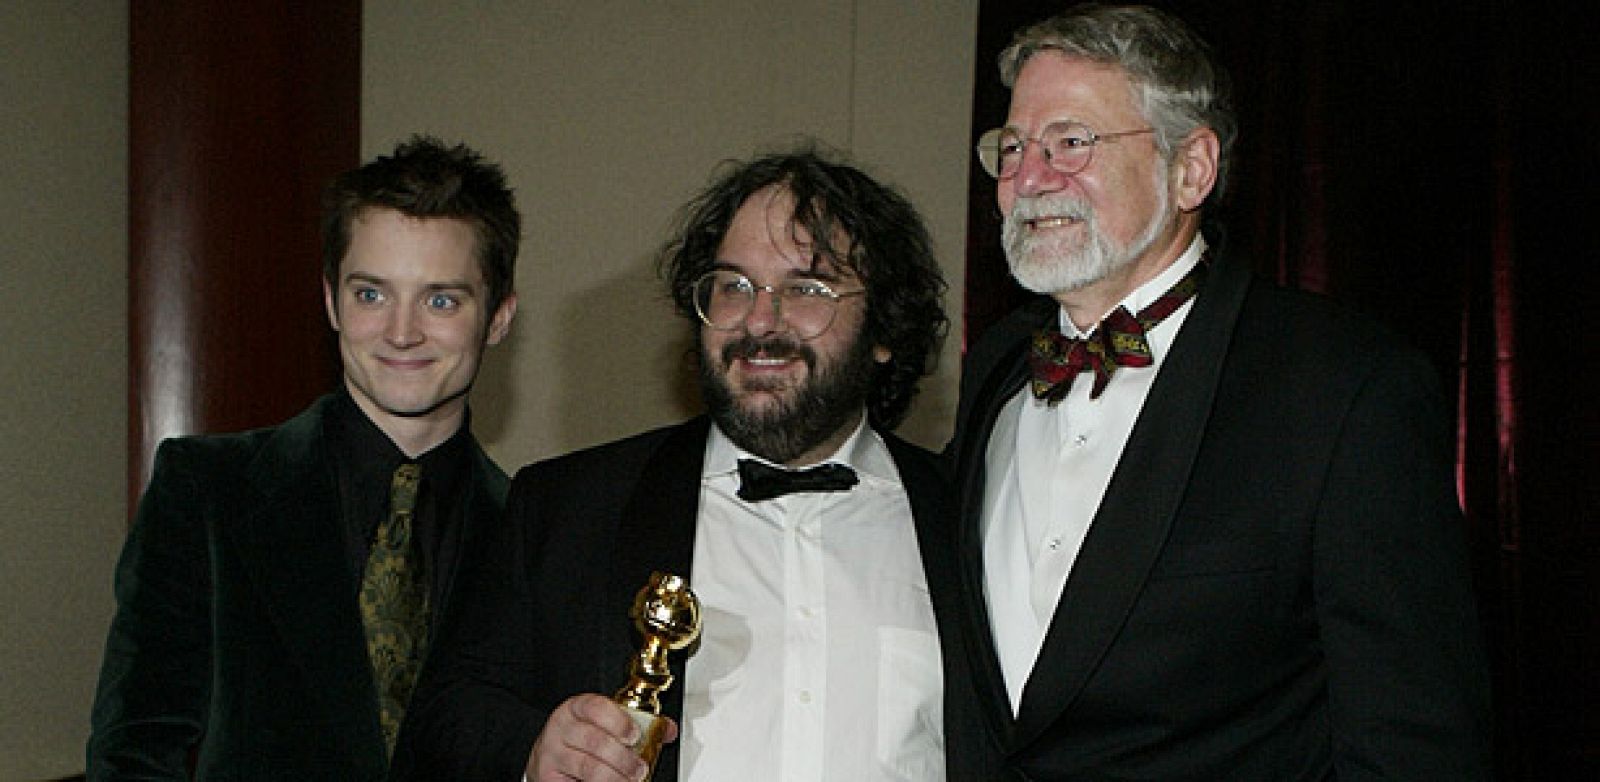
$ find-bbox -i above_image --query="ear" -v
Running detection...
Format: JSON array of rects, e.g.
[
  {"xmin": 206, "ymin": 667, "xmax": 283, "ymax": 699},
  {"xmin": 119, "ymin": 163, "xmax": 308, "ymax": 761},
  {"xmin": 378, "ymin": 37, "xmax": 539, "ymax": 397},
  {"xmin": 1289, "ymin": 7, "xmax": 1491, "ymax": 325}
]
[
  {"xmin": 323, "ymin": 277, "xmax": 341, "ymax": 331},
  {"xmin": 485, "ymin": 292, "xmax": 518, "ymax": 346},
  {"xmin": 873, "ymin": 344, "xmax": 892, "ymax": 364},
  {"xmin": 1172, "ymin": 127, "xmax": 1220, "ymax": 213}
]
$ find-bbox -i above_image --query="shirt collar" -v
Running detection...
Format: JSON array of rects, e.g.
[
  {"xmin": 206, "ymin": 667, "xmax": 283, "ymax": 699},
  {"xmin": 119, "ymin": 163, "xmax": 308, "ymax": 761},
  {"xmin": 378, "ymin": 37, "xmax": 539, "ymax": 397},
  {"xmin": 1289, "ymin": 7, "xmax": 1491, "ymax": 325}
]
[
  {"xmin": 703, "ymin": 413, "xmax": 901, "ymax": 489},
  {"xmin": 328, "ymin": 386, "xmax": 473, "ymax": 473},
  {"xmin": 1060, "ymin": 233, "xmax": 1207, "ymax": 337}
]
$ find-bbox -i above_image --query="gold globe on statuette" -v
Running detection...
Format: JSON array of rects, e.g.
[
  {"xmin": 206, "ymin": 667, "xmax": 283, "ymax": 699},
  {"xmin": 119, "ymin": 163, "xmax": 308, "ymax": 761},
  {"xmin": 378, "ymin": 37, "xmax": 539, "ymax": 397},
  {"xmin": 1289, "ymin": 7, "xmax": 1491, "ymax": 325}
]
[{"xmin": 613, "ymin": 571, "xmax": 702, "ymax": 780}]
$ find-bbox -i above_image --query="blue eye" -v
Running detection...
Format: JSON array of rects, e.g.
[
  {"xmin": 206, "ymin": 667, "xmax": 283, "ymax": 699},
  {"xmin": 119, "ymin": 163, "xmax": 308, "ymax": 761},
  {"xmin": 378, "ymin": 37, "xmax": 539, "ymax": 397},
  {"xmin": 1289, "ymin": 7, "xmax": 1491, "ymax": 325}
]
[
  {"xmin": 426, "ymin": 292, "xmax": 460, "ymax": 311},
  {"xmin": 353, "ymin": 287, "xmax": 382, "ymax": 305}
]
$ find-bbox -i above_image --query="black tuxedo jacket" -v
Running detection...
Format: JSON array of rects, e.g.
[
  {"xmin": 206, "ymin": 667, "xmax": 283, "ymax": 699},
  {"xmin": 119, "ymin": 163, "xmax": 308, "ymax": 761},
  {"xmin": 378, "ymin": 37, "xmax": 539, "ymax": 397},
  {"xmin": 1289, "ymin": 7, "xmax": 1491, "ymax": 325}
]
[
  {"xmin": 87, "ymin": 394, "xmax": 508, "ymax": 781},
  {"xmin": 943, "ymin": 252, "xmax": 1491, "ymax": 780},
  {"xmin": 395, "ymin": 416, "xmax": 961, "ymax": 781}
]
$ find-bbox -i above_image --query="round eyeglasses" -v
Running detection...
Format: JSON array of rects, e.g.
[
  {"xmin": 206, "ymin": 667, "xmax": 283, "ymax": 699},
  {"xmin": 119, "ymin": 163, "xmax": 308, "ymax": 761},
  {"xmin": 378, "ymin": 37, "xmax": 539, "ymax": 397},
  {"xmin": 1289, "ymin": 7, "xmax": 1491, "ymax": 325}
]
[
  {"xmin": 691, "ymin": 270, "xmax": 865, "ymax": 340},
  {"xmin": 976, "ymin": 121, "xmax": 1154, "ymax": 179}
]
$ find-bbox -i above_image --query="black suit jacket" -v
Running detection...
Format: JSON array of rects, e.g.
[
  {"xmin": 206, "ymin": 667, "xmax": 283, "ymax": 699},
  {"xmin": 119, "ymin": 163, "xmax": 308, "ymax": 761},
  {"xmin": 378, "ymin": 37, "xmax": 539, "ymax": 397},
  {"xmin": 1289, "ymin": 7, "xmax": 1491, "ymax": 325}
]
[
  {"xmin": 87, "ymin": 394, "xmax": 508, "ymax": 781},
  {"xmin": 396, "ymin": 416, "xmax": 961, "ymax": 781},
  {"xmin": 943, "ymin": 252, "xmax": 1491, "ymax": 780}
]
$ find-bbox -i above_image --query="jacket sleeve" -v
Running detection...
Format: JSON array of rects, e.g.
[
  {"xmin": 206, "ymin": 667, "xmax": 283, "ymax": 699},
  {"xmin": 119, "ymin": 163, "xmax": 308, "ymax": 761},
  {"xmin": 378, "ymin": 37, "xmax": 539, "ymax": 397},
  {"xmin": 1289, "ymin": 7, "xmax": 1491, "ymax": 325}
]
[
  {"xmin": 86, "ymin": 439, "xmax": 214, "ymax": 780},
  {"xmin": 1313, "ymin": 348, "xmax": 1493, "ymax": 780}
]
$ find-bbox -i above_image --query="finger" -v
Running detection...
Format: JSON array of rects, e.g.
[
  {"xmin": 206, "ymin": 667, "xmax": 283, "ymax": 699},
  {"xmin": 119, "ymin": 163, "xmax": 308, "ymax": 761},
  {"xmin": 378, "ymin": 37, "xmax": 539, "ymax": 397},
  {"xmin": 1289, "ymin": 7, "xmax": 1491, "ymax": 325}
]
[
  {"xmin": 529, "ymin": 696, "xmax": 650, "ymax": 782},
  {"xmin": 570, "ymin": 694, "xmax": 643, "ymax": 745}
]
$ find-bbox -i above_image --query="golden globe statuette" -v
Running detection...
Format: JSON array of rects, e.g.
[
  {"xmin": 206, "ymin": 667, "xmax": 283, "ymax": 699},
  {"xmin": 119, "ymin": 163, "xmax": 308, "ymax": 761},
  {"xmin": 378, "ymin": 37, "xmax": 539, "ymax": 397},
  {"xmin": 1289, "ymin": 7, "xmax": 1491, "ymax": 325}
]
[{"xmin": 613, "ymin": 571, "xmax": 702, "ymax": 780}]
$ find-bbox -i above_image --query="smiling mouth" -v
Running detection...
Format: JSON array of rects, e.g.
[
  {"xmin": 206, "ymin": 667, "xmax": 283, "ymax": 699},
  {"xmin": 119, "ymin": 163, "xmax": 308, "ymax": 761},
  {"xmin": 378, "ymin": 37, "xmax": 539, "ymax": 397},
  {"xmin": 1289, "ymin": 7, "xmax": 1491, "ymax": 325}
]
[
  {"xmin": 379, "ymin": 357, "xmax": 433, "ymax": 370},
  {"xmin": 1025, "ymin": 216, "xmax": 1080, "ymax": 230},
  {"xmin": 742, "ymin": 355, "xmax": 794, "ymax": 368}
]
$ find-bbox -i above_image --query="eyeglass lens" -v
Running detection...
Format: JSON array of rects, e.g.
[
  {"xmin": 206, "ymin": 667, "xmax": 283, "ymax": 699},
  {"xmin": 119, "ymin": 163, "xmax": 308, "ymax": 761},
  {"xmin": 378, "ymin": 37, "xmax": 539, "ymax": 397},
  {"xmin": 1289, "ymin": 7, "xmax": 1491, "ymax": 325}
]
[
  {"xmin": 979, "ymin": 121, "xmax": 1096, "ymax": 179},
  {"xmin": 693, "ymin": 271, "xmax": 843, "ymax": 339}
]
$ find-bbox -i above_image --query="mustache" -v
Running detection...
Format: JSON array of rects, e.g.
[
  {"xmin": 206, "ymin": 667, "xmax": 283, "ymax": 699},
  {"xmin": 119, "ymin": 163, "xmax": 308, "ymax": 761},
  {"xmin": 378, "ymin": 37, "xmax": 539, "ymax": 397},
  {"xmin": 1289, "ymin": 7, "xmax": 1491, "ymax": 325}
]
[
  {"xmin": 719, "ymin": 335, "xmax": 815, "ymax": 366},
  {"xmin": 1006, "ymin": 195, "xmax": 1093, "ymax": 225}
]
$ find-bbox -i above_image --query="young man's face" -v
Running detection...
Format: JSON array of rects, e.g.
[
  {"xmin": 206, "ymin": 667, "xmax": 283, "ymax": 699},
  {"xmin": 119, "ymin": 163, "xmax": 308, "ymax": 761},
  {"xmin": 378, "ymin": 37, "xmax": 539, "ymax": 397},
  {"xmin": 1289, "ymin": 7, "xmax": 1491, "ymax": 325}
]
[
  {"xmin": 324, "ymin": 207, "xmax": 515, "ymax": 443},
  {"xmin": 697, "ymin": 185, "xmax": 890, "ymax": 466}
]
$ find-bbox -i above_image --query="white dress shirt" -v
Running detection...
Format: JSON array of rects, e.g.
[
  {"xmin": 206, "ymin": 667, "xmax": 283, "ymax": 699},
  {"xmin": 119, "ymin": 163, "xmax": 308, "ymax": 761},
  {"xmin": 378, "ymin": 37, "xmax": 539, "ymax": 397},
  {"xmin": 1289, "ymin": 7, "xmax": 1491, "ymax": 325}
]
[
  {"xmin": 982, "ymin": 236, "xmax": 1206, "ymax": 712},
  {"xmin": 680, "ymin": 418, "xmax": 944, "ymax": 782}
]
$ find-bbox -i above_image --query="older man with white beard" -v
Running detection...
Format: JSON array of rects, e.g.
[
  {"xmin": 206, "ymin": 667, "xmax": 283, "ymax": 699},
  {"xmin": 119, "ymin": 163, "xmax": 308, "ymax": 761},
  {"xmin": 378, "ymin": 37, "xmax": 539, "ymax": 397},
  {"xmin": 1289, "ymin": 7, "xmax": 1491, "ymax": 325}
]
[{"xmin": 941, "ymin": 4, "xmax": 1491, "ymax": 781}]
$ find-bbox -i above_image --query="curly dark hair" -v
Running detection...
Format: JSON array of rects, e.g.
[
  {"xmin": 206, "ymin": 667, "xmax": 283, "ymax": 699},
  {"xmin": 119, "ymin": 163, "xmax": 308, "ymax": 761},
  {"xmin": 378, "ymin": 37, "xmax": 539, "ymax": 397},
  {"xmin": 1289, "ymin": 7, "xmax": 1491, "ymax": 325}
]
[
  {"xmin": 659, "ymin": 145, "xmax": 948, "ymax": 431},
  {"xmin": 321, "ymin": 135, "xmax": 520, "ymax": 314}
]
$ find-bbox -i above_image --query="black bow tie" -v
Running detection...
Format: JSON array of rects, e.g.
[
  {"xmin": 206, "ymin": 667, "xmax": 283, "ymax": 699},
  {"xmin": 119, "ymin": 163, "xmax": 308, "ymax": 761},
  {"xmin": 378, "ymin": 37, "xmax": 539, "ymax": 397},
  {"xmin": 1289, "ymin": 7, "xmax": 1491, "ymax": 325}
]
[{"xmin": 736, "ymin": 459, "xmax": 859, "ymax": 502}]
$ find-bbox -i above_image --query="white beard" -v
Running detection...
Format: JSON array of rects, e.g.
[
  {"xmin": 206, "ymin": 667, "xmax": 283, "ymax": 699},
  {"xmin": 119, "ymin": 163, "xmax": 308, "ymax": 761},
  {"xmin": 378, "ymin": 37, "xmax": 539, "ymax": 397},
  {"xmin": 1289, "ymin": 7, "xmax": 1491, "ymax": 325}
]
[{"xmin": 1002, "ymin": 176, "xmax": 1171, "ymax": 296}]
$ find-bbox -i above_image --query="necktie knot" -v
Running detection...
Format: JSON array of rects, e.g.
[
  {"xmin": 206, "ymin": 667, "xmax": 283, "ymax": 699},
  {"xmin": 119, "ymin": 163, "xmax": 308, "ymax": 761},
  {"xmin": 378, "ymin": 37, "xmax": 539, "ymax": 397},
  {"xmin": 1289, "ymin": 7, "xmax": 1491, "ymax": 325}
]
[
  {"xmin": 1027, "ymin": 262, "xmax": 1205, "ymax": 404},
  {"xmin": 736, "ymin": 459, "xmax": 859, "ymax": 502},
  {"xmin": 377, "ymin": 462, "xmax": 422, "ymax": 548}
]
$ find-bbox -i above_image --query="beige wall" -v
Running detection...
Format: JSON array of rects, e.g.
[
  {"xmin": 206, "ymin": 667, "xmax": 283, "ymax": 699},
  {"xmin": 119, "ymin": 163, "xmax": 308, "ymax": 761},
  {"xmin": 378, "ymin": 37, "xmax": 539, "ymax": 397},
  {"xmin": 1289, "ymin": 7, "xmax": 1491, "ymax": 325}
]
[
  {"xmin": 3, "ymin": 1, "xmax": 976, "ymax": 775},
  {"xmin": 0, "ymin": 2, "xmax": 128, "ymax": 777},
  {"xmin": 363, "ymin": 0, "xmax": 978, "ymax": 469}
]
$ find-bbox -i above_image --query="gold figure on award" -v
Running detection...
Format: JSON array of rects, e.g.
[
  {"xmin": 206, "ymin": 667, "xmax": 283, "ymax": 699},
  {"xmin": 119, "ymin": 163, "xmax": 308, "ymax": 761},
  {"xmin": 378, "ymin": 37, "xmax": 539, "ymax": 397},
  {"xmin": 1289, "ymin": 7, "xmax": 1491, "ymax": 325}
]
[{"xmin": 614, "ymin": 571, "xmax": 701, "ymax": 780}]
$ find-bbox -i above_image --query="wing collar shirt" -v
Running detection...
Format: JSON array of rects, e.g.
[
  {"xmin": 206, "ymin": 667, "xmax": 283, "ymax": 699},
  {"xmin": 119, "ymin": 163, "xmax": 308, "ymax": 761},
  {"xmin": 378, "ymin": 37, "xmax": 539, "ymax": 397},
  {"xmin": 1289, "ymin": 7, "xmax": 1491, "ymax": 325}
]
[
  {"xmin": 682, "ymin": 416, "xmax": 944, "ymax": 782},
  {"xmin": 982, "ymin": 235, "xmax": 1207, "ymax": 713}
]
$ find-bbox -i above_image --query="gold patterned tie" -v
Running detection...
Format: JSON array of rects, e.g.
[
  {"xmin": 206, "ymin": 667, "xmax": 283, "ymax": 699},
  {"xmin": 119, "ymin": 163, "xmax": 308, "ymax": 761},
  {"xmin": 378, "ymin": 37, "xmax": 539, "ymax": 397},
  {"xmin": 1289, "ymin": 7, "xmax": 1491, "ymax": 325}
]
[{"xmin": 359, "ymin": 462, "xmax": 429, "ymax": 756}]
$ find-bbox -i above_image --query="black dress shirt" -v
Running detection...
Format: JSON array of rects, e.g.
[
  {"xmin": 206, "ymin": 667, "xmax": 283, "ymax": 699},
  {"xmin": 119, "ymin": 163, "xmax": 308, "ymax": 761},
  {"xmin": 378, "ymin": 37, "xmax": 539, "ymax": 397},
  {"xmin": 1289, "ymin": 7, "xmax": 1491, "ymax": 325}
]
[{"xmin": 324, "ymin": 390, "xmax": 471, "ymax": 620}]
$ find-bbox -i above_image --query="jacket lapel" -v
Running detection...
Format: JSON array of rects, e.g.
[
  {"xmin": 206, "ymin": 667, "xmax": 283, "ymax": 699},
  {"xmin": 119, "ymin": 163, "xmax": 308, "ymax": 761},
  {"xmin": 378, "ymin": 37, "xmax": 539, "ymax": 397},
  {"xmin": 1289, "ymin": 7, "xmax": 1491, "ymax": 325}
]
[
  {"xmin": 223, "ymin": 398, "xmax": 384, "ymax": 745},
  {"xmin": 954, "ymin": 300, "xmax": 1055, "ymax": 744},
  {"xmin": 434, "ymin": 442, "xmax": 509, "ymax": 622},
  {"xmin": 1011, "ymin": 255, "xmax": 1251, "ymax": 746},
  {"xmin": 610, "ymin": 417, "xmax": 709, "ymax": 779},
  {"xmin": 883, "ymin": 431, "xmax": 957, "ymax": 596}
]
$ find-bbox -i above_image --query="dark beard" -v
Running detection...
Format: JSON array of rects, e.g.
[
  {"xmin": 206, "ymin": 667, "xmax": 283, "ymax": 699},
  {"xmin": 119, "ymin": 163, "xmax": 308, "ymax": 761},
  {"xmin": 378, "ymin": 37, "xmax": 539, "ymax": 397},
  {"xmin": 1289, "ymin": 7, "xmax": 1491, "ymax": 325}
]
[{"xmin": 699, "ymin": 332, "xmax": 877, "ymax": 465}]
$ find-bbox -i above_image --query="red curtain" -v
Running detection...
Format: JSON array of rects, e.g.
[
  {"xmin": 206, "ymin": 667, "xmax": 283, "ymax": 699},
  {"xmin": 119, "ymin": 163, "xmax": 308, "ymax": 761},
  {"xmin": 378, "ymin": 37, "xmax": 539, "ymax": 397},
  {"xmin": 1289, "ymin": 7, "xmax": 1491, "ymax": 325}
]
[{"xmin": 965, "ymin": 2, "xmax": 1599, "ymax": 778}]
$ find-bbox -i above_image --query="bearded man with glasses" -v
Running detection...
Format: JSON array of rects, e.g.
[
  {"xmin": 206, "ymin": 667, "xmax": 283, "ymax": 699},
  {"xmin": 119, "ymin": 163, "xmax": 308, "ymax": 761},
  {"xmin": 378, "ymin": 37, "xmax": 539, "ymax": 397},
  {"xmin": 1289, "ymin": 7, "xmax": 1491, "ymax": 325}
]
[
  {"xmin": 944, "ymin": 4, "xmax": 1491, "ymax": 780},
  {"xmin": 395, "ymin": 147, "xmax": 960, "ymax": 782}
]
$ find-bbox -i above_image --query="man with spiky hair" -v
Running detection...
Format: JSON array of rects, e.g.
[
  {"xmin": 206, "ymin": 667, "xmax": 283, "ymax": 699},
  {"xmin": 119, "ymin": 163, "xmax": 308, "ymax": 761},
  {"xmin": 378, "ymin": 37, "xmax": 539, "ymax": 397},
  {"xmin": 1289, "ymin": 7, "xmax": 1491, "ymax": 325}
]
[
  {"xmin": 88, "ymin": 136, "xmax": 520, "ymax": 780},
  {"xmin": 398, "ymin": 147, "xmax": 960, "ymax": 782},
  {"xmin": 945, "ymin": 4, "xmax": 1490, "ymax": 779}
]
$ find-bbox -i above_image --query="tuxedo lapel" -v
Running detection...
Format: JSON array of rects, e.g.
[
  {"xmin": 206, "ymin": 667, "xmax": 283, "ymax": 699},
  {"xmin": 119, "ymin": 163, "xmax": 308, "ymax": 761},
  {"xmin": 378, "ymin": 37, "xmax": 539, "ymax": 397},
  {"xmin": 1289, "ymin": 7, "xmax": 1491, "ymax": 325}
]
[
  {"xmin": 223, "ymin": 399, "xmax": 382, "ymax": 742},
  {"xmin": 883, "ymin": 432, "xmax": 955, "ymax": 588},
  {"xmin": 883, "ymin": 432, "xmax": 963, "ymax": 653},
  {"xmin": 953, "ymin": 300, "xmax": 1055, "ymax": 743},
  {"xmin": 610, "ymin": 417, "xmax": 709, "ymax": 779},
  {"xmin": 1011, "ymin": 256, "xmax": 1251, "ymax": 746},
  {"xmin": 433, "ymin": 443, "xmax": 508, "ymax": 623}
]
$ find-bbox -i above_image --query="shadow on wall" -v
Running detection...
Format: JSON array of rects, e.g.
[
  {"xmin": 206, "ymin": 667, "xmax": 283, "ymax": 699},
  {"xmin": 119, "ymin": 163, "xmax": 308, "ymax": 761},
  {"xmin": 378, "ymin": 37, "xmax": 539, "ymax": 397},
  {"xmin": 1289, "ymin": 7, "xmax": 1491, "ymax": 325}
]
[
  {"xmin": 551, "ymin": 254, "xmax": 702, "ymax": 450},
  {"xmin": 468, "ymin": 302, "xmax": 521, "ymax": 449}
]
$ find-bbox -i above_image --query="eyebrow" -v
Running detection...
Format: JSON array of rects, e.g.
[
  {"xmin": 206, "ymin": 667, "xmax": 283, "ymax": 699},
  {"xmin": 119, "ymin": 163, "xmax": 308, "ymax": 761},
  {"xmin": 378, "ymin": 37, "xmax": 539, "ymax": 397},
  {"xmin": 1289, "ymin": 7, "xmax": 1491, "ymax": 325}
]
[
  {"xmin": 342, "ymin": 272, "xmax": 478, "ymax": 294},
  {"xmin": 708, "ymin": 260, "xmax": 846, "ymax": 283}
]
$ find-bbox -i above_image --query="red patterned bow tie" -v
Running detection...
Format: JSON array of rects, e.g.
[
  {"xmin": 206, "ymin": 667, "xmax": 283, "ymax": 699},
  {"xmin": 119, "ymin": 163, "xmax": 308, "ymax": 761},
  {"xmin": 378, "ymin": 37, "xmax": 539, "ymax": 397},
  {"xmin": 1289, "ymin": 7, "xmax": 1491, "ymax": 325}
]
[{"xmin": 1027, "ymin": 264, "xmax": 1205, "ymax": 404}]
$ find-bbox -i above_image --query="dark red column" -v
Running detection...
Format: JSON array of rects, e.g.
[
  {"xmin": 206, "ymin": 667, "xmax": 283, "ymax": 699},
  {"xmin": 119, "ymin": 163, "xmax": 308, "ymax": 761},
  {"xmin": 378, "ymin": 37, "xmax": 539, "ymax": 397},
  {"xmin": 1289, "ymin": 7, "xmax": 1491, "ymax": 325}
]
[{"xmin": 129, "ymin": 2, "xmax": 359, "ymax": 505}]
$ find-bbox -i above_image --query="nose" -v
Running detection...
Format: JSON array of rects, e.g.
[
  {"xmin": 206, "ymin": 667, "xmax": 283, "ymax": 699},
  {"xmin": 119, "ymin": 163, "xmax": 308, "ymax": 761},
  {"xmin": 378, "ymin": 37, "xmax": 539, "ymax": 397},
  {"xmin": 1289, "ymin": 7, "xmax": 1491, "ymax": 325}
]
[
  {"xmin": 385, "ymin": 304, "xmax": 424, "ymax": 348},
  {"xmin": 1010, "ymin": 139, "xmax": 1069, "ymax": 200},
  {"xmin": 741, "ymin": 287, "xmax": 783, "ymax": 336}
]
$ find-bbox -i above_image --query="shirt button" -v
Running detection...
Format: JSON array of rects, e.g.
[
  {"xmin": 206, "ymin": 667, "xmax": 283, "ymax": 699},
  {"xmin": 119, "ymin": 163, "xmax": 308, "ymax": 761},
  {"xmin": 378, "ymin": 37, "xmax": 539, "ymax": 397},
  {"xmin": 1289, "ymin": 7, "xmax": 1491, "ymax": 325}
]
[
  {"xmin": 1073, "ymin": 433, "xmax": 1089, "ymax": 447},
  {"xmin": 1047, "ymin": 537, "xmax": 1062, "ymax": 551},
  {"xmin": 799, "ymin": 606, "xmax": 814, "ymax": 619},
  {"xmin": 798, "ymin": 690, "xmax": 813, "ymax": 704}
]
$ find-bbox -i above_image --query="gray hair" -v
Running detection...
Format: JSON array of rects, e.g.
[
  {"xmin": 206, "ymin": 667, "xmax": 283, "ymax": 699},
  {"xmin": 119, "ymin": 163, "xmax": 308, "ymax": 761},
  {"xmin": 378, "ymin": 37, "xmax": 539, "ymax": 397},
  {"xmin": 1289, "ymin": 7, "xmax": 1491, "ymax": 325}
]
[{"xmin": 999, "ymin": 3, "xmax": 1236, "ymax": 200}]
